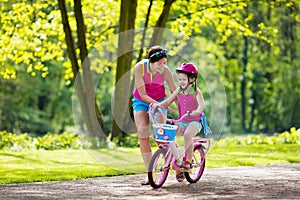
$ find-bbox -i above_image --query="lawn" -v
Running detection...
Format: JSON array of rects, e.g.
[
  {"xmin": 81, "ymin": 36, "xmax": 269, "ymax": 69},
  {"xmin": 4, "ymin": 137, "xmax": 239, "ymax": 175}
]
[
  {"xmin": 0, "ymin": 143, "xmax": 299, "ymax": 184},
  {"xmin": 207, "ymin": 143, "xmax": 300, "ymax": 167}
]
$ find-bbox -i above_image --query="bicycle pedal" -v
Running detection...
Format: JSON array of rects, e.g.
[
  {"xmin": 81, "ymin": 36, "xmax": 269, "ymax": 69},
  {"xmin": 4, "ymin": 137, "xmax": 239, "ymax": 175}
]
[
  {"xmin": 176, "ymin": 160, "xmax": 183, "ymax": 166},
  {"xmin": 179, "ymin": 167, "xmax": 191, "ymax": 172},
  {"xmin": 184, "ymin": 168, "xmax": 192, "ymax": 172},
  {"xmin": 180, "ymin": 163, "xmax": 191, "ymax": 169}
]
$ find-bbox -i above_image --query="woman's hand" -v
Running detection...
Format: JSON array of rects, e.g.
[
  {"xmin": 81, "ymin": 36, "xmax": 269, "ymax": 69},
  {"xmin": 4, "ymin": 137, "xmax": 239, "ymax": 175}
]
[
  {"xmin": 152, "ymin": 103, "xmax": 174, "ymax": 113},
  {"xmin": 151, "ymin": 102, "xmax": 160, "ymax": 110}
]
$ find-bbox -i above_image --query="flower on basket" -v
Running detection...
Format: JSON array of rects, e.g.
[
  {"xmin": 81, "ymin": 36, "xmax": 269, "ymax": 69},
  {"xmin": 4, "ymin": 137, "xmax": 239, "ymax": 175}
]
[
  {"xmin": 164, "ymin": 135, "xmax": 169, "ymax": 141},
  {"xmin": 157, "ymin": 128, "xmax": 164, "ymax": 135}
]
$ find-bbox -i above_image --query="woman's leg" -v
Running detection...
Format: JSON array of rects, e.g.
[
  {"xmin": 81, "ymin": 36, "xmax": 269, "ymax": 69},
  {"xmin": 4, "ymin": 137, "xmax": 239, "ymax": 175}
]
[{"xmin": 134, "ymin": 110, "xmax": 152, "ymax": 171}]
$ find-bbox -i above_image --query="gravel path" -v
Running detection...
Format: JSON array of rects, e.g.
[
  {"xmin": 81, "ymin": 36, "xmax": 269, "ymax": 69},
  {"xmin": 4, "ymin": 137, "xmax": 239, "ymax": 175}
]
[{"xmin": 0, "ymin": 163, "xmax": 299, "ymax": 200}]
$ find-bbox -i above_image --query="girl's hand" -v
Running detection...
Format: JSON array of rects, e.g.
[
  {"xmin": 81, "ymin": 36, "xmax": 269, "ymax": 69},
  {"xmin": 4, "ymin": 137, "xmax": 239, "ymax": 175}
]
[{"xmin": 191, "ymin": 110, "xmax": 201, "ymax": 117}]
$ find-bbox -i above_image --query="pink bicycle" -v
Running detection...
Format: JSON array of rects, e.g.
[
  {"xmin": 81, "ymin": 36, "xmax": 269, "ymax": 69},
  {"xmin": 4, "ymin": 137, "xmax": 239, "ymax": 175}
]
[{"xmin": 148, "ymin": 106, "xmax": 211, "ymax": 189}]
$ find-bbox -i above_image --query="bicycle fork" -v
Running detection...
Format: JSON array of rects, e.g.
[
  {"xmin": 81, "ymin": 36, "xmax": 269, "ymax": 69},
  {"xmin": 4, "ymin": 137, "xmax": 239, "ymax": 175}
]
[{"xmin": 169, "ymin": 141, "xmax": 185, "ymax": 165}]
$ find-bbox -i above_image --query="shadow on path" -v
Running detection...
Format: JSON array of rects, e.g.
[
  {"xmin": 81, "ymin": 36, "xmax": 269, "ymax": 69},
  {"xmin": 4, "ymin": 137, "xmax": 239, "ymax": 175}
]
[{"xmin": 0, "ymin": 163, "xmax": 299, "ymax": 200}]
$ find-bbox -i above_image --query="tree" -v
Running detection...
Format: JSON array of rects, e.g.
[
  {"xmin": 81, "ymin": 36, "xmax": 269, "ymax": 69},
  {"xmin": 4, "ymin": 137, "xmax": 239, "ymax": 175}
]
[
  {"xmin": 219, "ymin": 0, "xmax": 300, "ymax": 132},
  {"xmin": 1, "ymin": 0, "xmax": 299, "ymax": 139},
  {"xmin": 111, "ymin": 0, "xmax": 137, "ymax": 141},
  {"xmin": 110, "ymin": 0, "xmax": 176, "ymax": 141},
  {"xmin": 149, "ymin": 0, "xmax": 176, "ymax": 46},
  {"xmin": 58, "ymin": 0, "xmax": 106, "ymax": 140}
]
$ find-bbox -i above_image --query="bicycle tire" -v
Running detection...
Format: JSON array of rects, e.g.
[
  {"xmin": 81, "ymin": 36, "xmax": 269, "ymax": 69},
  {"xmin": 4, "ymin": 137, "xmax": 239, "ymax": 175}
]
[
  {"xmin": 147, "ymin": 148, "xmax": 169, "ymax": 188},
  {"xmin": 184, "ymin": 145, "xmax": 205, "ymax": 183}
]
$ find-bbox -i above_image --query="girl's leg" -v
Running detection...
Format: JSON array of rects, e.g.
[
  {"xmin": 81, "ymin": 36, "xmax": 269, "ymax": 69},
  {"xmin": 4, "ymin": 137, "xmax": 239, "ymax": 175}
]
[
  {"xmin": 183, "ymin": 124, "xmax": 198, "ymax": 161},
  {"xmin": 134, "ymin": 110, "xmax": 152, "ymax": 171}
]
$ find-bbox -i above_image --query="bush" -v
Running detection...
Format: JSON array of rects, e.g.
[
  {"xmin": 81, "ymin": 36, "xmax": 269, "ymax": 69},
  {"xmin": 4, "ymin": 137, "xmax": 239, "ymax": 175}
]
[
  {"xmin": 218, "ymin": 127, "xmax": 300, "ymax": 145},
  {"xmin": 0, "ymin": 131, "xmax": 32, "ymax": 151},
  {"xmin": 111, "ymin": 133, "xmax": 158, "ymax": 147},
  {"xmin": 0, "ymin": 131, "xmax": 91, "ymax": 151}
]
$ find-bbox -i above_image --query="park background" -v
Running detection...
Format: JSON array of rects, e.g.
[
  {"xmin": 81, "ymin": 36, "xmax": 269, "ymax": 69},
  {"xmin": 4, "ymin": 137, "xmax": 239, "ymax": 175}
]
[{"xmin": 0, "ymin": 0, "xmax": 299, "ymax": 184}]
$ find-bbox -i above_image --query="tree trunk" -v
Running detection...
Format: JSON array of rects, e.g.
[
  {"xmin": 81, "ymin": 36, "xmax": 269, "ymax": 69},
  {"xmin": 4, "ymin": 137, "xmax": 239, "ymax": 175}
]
[
  {"xmin": 111, "ymin": 0, "xmax": 176, "ymax": 142},
  {"xmin": 120, "ymin": 0, "xmax": 154, "ymax": 135},
  {"xmin": 74, "ymin": 0, "xmax": 106, "ymax": 140},
  {"xmin": 241, "ymin": 35, "xmax": 248, "ymax": 131},
  {"xmin": 149, "ymin": 0, "xmax": 175, "ymax": 46},
  {"xmin": 111, "ymin": 0, "xmax": 137, "ymax": 142},
  {"xmin": 58, "ymin": 0, "xmax": 106, "ymax": 141},
  {"xmin": 137, "ymin": 0, "xmax": 153, "ymax": 61},
  {"xmin": 278, "ymin": 7, "xmax": 299, "ymax": 131},
  {"xmin": 289, "ymin": 11, "xmax": 299, "ymax": 128}
]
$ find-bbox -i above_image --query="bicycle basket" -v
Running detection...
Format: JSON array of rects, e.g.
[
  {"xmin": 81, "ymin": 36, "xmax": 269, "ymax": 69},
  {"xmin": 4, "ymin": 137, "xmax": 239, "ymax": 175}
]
[{"xmin": 153, "ymin": 124, "xmax": 178, "ymax": 142}]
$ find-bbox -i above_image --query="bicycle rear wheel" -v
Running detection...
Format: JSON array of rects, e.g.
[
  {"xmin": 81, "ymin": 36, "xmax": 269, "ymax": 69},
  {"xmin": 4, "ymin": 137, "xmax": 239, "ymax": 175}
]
[
  {"xmin": 184, "ymin": 145, "xmax": 205, "ymax": 183},
  {"xmin": 147, "ymin": 148, "xmax": 169, "ymax": 188}
]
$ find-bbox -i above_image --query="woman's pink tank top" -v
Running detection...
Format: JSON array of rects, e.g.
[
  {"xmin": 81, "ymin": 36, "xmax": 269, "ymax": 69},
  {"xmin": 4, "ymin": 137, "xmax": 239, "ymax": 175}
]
[
  {"xmin": 133, "ymin": 60, "xmax": 166, "ymax": 101},
  {"xmin": 177, "ymin": 93, "xmax": 201, "ymax": 123}
]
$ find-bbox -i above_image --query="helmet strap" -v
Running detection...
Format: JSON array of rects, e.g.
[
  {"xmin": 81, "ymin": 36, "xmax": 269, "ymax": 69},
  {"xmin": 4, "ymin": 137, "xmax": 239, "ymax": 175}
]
[
  {"xmin": 188, "ymin": 76, "xmax": 196, "ymax": 85},
  {"xmin": 180, "ymin": 80, "xmax": 194, "ymax": 93},
  {"xmin": 179, "ymin": 84, "xmax": 189, "ymax": 92},
  {"xmin": 179, "ymin": 76, "xmax": 195, "ymax": 93}
]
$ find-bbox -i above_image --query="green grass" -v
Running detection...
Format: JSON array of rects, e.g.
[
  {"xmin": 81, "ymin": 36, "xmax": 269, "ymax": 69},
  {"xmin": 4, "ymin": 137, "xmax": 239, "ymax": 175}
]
[
  {"xmin": 0, "ymin": 143, "xmax": 299, "ymax": 184},
  {"xmin": 207, "ymin": 143, "xmax": 300, "ymax": 168},
  {"xmin": 0, "ymin": 148, "xmax": 145, "ymax": 184}
]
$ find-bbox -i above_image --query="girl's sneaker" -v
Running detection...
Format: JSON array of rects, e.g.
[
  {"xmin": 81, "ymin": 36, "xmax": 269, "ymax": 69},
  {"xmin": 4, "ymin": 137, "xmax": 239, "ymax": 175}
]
[
  {"xmin": 175, "ymin": 171, "xmax": 185, "ymax": 182},
  {"xmin": 181, "ymin": 155, "xmax": 191, "ymax": 169},
  {"xmin": 182, "ymin": 160, "xmax": 191, "ymax": 169}
]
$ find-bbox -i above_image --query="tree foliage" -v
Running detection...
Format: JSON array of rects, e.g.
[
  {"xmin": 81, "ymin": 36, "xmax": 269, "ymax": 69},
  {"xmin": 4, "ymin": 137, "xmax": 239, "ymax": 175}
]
[{"xmin": 0, "ymin": 0, "xmax": 299, "ymax": 140}]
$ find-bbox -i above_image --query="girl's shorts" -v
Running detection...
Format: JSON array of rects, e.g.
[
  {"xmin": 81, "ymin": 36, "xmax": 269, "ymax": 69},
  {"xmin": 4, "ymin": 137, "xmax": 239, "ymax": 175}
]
[
  {"xmin": 132, "ymin": 96, "xmax": 165, "ymax": 112},
  {"xmin": 177, "ymin": 121, "xmax": 202, "ymax": 133}
]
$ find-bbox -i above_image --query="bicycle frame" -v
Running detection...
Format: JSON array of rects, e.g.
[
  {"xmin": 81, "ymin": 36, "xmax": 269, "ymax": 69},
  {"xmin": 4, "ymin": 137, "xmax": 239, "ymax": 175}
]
[
  {"xmin": 148, "ymin": 105, "xmax": 211, "ymax": 188},
  {"xmin": 159, "ymin": 143, "xmax": 174, "ymax": 169},
  {"xmin": 158, "ymin": 138, "xmax": 210, "ymax": 169},
  {"xmin": 149, "ymin": 104, "xmax": 211, "ymax": 157}
]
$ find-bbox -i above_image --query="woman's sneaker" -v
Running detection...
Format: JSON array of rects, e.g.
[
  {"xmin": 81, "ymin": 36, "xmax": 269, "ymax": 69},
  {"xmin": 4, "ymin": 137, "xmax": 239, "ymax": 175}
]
[{"xmin": 140, "ymin": 176, "xmax": 149, "ymax": 185}]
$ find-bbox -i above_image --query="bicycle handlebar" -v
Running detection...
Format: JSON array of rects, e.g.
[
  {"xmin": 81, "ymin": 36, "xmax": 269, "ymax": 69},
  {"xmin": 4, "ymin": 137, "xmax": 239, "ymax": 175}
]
[
  {"xmin": 149, "ymin": 103, "xmax": 193, "ymax": 124},
  {"xmin": 166, "ymin": 113, "xmax": 190, "ymax": 124}
]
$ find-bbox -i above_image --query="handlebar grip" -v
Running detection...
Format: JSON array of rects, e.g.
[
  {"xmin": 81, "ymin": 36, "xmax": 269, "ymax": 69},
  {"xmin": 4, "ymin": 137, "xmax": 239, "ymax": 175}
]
[{"xmin": 149, "ymin": 104, "xmax": 167, "ymax": 123}]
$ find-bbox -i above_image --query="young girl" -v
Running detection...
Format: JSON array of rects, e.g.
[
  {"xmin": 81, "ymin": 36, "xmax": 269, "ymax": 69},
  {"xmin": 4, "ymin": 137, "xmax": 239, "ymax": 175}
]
[{"xmin": 154, "ymin": 62, "xmax": 205, "ymax": 182}]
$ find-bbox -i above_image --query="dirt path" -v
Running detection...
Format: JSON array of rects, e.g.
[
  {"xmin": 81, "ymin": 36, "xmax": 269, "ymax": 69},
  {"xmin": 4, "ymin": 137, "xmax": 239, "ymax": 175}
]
[{"xmin": 1, "ymin": 163, "xmax": 299, "ymax": 200}]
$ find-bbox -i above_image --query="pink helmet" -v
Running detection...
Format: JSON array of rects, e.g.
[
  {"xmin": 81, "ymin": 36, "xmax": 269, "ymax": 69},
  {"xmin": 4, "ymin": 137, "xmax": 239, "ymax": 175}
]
[{"xmin": 176, "ymin": 62, "xmax": 198, "ymax": 78}]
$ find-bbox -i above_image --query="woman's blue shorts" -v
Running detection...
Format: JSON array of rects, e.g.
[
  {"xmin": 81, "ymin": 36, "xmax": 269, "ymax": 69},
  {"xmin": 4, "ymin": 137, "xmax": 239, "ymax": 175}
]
[{"xmin": 132, "ymin": 96, "xmax": 165, "ymax": 112}]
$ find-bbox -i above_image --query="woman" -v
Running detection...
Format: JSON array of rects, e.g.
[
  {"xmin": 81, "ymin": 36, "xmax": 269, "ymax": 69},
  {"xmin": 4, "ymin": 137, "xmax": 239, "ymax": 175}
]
[{"xmin": 132, "ymin": 45, "xmax": 176, "ymax": 185}]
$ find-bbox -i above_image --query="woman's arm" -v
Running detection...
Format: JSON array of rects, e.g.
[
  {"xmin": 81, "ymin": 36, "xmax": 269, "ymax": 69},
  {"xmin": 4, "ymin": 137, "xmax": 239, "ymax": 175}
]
[{"xmin": 164, "ymin": 67, "xmax": 177, "ymax": 93}]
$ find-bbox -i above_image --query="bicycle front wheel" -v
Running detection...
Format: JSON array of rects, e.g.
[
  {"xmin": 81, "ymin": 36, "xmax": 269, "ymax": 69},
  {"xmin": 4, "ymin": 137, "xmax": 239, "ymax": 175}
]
[
  {"xmin": 185, "ymin": 145, "xmax": 205, "ymax": 183},
  {"xmin": 147, "ymin": 148, "xmax": 169, "ymax": 189}
]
